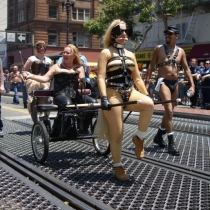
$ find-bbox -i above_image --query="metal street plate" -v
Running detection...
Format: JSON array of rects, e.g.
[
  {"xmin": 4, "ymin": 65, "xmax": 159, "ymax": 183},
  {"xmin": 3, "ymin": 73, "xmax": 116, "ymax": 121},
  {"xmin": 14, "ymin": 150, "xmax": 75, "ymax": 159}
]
[
  {"xmin": 7, "ymin": 32, "xmax": 16, "ymax": 42},
  {"xmin": 17, "ymin": 33, "xmax": 26, "ymax": 43}
]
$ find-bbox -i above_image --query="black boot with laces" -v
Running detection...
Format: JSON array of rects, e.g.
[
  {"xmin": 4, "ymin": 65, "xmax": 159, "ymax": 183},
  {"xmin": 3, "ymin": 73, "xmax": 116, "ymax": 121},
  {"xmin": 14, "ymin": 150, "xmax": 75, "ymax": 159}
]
[
  {"xmin": 153, "ymin": 128, "xmax": 167, "ymax": 148},
  {"xmin": 168, "ymin": 135, "xmax": 179, "ymax": 156}
]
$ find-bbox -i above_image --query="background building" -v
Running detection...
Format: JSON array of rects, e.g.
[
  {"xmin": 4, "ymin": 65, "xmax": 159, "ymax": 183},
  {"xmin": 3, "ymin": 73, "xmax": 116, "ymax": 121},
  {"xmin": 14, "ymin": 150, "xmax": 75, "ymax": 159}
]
[
  {"xmin": 0, "ymin": 0, "xmax": 7, "ymax": 69},
  {"xmin": 6, "ymin": 0, "xmax": 102, "ymax": 69},
  {"xmin": 134, "ymin": 1, "xmax": 210, "ymax": 68}
]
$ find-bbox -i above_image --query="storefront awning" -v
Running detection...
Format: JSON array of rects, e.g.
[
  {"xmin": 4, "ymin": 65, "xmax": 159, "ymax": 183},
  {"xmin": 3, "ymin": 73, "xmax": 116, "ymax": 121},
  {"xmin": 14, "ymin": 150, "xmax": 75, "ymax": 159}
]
[{"xmin": 187, "ymin": 44, "xmax": 210, "ymax": 60}]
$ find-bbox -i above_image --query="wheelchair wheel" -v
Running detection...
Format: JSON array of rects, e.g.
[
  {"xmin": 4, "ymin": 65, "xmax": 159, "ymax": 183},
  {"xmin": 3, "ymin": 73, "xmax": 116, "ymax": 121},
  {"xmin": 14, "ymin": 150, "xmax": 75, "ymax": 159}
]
[
  {"xmin": 31, "ymin": 121, "xmax": 49, "ymax": 163},
  {"xmin": 92, "ymin": 120, "xmax": 110, "ymax": 156}
]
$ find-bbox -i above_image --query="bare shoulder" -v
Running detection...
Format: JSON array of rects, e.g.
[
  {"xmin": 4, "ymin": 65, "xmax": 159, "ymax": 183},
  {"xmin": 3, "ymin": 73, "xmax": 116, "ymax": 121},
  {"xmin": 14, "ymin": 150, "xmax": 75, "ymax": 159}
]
[
  {"xmin": 101, "ymin": 48, "xmax": 111, "ymax": 55},
  {"xmin": 154, "ymin": 45, "xmax": 162, "ymax": 52},
  {"xmin": 99, "ymin": 48, "xmax": 112, "ymax": 60},
  {"xmin": 178, "ymin": 47, "xmax": 186, "ymax": 55}
]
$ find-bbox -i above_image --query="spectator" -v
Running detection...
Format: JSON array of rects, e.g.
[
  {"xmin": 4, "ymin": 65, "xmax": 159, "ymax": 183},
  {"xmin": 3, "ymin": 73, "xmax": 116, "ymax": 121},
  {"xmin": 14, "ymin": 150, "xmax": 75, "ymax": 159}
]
[
  {"xmin": 198, "ymin": 61, "xmax": 205, "ymax": 102},
  {"xmin": 199, "ymin": 61, "xmax": 205, "ymax": 71},
  {"xmin": 149, "ymin": 75, "xmax": 156, "ymax": 101},
  {"xmin": 0, "ymin": 59, "xmax": 4, "ymax": 137},
  {"xmin": 4, "ymin": 69, "xmax": 10, "ymax": 93},
  {"xmin": 178, "ymin": 70, "xmax": 187, "ymax": 105},
  {"xmin": 188, "ymin": 58, "xmax": 200, "ymax": 108},
  {"xmin": 200, "ymin": 61, "xmax": 210, "ymax": 109},
  {"xmin": 9, "ymin": 66, "xmax": 22, "ymax": 104}
]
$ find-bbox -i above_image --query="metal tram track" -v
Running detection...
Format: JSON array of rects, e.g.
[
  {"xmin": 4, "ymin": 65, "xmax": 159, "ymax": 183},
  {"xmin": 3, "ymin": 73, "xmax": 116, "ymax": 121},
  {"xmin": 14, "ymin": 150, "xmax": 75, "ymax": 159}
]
[
  {"xmin": 124, "ymin": 112, "xmax": 210, "ymax": 137},
  {"xmin": 1, "ymin": 118, "xmax": 209, "ymax": 209},
  {"xmin": 82, "ymin": 140, "xmax": 210, "ymax": 183},
  {"xmin": 0, "ymin": 148, "xmax": 114, "ymax": 210},
  {"xmin": 10, "ymin": 119, "xmax": 210, "ymax": 182}
]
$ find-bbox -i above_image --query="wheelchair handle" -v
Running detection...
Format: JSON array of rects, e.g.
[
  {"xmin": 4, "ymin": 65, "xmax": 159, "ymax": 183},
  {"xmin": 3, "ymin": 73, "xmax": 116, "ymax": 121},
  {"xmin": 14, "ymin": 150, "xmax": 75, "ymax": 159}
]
[
  {"xmin": 154, "ymin": 98, "xmax": 181, "ymax": 105},
  {"xmin": 66, "ymin": 100, "xmax": 142, "ymax": 109}
]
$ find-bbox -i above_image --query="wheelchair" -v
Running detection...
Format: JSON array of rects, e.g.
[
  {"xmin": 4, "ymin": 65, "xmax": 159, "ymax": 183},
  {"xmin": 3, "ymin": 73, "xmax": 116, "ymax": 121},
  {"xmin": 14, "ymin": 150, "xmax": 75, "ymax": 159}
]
[
  {"xmin": 30, "ymin": 88, "xmax": 110, "ymax": 163},
  {"xmin": 31, "ymin": 75, "xmax": 141, "ymax": 163}
]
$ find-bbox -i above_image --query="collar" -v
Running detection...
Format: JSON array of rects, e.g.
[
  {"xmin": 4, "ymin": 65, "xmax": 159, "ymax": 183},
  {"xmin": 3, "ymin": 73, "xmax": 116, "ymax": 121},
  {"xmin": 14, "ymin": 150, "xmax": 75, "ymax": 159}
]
[{"xmin": 112, "ymin": 42, "xmax": 125, "ymax": 49}]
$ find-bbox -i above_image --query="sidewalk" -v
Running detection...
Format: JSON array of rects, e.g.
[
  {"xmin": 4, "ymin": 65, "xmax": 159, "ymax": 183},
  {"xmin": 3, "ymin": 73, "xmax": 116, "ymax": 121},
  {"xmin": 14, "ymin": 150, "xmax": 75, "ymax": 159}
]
[
  {"xmin": 154, "ymin": 103, "xmax": 210, "ymax": 120},
  {"xmin": 3, "ymin": 91, "xmax": 210, "ymax": 120}
]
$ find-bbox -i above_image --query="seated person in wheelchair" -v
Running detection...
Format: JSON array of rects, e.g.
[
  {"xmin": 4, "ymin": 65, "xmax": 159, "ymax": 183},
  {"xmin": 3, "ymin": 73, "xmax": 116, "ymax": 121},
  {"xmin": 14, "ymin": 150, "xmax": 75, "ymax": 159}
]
[{"xmin": 22, "ymin": 44, "xmax": 97, "ymax": 134}]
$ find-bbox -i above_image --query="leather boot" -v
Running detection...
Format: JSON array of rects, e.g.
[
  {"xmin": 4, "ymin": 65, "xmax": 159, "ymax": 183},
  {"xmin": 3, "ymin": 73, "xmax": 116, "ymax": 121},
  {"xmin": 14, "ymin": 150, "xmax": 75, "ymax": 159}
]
[
  {"xmin": 79, "ymin": 112, "xmax": 94, "ymax": 134},
  {"xmin": 114, "ymin": 166, "xmax": 129, "ymax": 181},
  {"xmin": 24, "ymin": 102, "xmax": 27, "ymax": 108},
  {"xmin": 132, "ymin": 135, "xmax": 144, "ymax": 159},
  {"xmin": 168, "ymin": 135, "xmax": 179, "ymax": 156},
  {"xmin": 153, "ymin": 128, "xmax": 167, "ymax": 148}
]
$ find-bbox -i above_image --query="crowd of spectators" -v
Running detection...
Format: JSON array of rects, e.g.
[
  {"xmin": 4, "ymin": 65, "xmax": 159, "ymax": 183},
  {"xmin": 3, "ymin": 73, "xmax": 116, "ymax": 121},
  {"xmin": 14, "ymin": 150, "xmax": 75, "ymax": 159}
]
[{"xmin": 140, "ymin": 58, "xmax": 210, "ymax": 109}]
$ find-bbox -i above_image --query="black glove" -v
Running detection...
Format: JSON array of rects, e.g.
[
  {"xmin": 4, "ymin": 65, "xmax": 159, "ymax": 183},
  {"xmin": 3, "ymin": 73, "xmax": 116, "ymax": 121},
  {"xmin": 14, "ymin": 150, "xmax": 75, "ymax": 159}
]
[{"xmin": 101, "ymin": 96, "xmax": 112, "ymax": 110}]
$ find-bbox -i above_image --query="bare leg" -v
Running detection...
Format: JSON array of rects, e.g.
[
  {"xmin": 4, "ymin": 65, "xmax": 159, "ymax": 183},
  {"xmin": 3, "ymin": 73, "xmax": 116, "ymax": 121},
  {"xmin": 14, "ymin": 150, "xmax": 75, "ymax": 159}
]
[
  {"xmin": 159, "ymin": 84, "xmax": 179, "ymax": 156},
  {"xmin": 159, "ymin": 84, "xmax": 178, "ymax": 133}
]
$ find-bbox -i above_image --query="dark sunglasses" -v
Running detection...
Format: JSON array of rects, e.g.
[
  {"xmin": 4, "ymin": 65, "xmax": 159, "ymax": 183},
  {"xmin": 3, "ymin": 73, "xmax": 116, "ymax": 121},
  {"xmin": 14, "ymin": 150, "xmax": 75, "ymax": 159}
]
[
  {"xmin": 205, "ymin": 63, "xmax": 210, "ymax": 64},
  {"xmin": 164, "ymin": 32, "xmax": 175, "ymax": 36},
  {"xmin": 111, "ymin": 25, "xmax": 133, "ymax": 37}
]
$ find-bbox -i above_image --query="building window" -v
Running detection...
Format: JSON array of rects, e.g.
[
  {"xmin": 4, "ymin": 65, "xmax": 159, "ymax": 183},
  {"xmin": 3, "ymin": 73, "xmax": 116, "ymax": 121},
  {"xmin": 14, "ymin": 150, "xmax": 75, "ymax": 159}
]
[
  {"xmin": 8, "ymin": 0, "xmax": 14, "ymax": 6},
  {"xmin": 26, "ymin": 5, "xmax": 31, "ymax": 20},
  {"xmin": 73, "ymin": 32, "xmax": 89, "ymax": 48},
  {"xmin": 49, "ymin": 6, "xmax": 58, "ymax": 19},
  {"xmin": 176, "ymin": 23, "xmax": 188, "ymax": 40},
  {"xmin": 48, "ymin": 30, "xmax": 57, "ymax": 46},
  {"xmin": 8, "ymin": 10, "xmax": 14, "ymax": 26},
  {"xmin": 18, "ymin": 10, "xmax": 24, "ymax": 23},
  {"xmin": 72, "ymin": 8, "xmax": 90, "ymax": 21}
]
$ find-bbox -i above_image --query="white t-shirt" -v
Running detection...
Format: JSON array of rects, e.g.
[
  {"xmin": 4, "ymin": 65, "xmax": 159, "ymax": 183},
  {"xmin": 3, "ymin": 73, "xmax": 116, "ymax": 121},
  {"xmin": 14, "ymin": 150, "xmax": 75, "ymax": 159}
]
[{"xmin": 28, "ymin": 55, "xmax": 52, "ymax": 65}]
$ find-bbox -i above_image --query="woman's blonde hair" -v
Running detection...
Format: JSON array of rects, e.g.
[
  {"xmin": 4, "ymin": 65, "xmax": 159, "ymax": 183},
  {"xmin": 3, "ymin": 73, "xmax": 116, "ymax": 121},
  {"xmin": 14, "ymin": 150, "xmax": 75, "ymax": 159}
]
[
  {"xmin": 103, "ymin": 19, "xmax": 126, "ymax": 48},
  {"xmin": 66, "ymin": 44, "xmax": 82, "ymax": 65}
]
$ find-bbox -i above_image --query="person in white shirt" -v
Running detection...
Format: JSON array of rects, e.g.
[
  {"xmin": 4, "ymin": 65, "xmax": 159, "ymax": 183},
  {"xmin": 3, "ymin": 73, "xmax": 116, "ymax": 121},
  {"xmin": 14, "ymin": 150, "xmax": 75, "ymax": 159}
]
[{"xmin": 23, "ymin": 40, "xmax": 53, "ymax": 122}]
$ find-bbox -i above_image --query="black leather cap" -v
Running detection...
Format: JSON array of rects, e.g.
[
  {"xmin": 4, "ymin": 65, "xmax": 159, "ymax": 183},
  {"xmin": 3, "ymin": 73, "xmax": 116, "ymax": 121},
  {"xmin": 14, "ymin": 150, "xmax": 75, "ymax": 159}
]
[{"xmin": 163, "ymin": 26, "xmax": 179, "ymax": 34}]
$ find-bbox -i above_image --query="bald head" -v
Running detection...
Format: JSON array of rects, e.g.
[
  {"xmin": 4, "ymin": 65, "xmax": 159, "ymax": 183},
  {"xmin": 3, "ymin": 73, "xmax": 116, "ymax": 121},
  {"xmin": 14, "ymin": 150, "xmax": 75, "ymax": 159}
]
[{"xmin": 13, "ymin": 66, "xmax": 18, "ymax": 70}]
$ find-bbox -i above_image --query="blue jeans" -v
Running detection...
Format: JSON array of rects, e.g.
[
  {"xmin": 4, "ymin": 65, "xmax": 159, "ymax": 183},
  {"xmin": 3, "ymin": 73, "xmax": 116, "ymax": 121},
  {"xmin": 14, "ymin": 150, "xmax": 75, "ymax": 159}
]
[
  {"xmin": 4, "ymin": 82, "xmax": 10, "ymax": 93},
  {"xmin": 11, "ymin": 82, "xmax": 20, "ymax": 103},
  {"xmin": 0, "ymin": 93, "xmax": 3, "ymax": 129},
  {"xmin": 21, "ymin": 82, "xmax": 28, "ymax": 103}
]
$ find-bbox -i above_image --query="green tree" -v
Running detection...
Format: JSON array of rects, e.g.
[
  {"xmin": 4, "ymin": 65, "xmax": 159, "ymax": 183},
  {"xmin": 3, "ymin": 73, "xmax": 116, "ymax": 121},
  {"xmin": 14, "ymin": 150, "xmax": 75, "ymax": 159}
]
[{"xmin": 84, "ymin": 0, "xmax": 201, "ymax": 51}]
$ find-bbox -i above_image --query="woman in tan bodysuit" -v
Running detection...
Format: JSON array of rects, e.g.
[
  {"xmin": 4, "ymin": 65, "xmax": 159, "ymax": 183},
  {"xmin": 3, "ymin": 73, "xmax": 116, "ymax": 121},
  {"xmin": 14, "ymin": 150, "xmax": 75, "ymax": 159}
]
[{"xmin": 96, "ymin": 20, "xmax": 154, "ymax": 181}]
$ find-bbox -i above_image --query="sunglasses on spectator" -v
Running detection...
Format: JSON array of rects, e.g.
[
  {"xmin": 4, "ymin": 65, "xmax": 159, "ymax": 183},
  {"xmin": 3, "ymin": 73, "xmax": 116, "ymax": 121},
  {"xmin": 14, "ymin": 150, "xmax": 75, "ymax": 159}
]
[{"xmin": 205, "ymin": 62, "xmax": 210, "ymax": 64}]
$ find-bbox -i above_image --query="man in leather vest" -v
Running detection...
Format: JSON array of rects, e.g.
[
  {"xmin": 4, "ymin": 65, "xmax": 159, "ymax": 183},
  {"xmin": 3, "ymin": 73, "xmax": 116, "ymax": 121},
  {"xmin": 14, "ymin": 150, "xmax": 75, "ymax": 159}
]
[{"xmin": 145, "ymin": 26, "xmax": 195, "ymax": 156}]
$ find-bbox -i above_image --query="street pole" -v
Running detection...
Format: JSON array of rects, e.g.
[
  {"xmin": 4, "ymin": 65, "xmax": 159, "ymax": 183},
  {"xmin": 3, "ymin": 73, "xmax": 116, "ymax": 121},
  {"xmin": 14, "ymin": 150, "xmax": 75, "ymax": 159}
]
[{"xmin": 62, "ymin": 0, "xmax": 75, "ymax": 45}]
